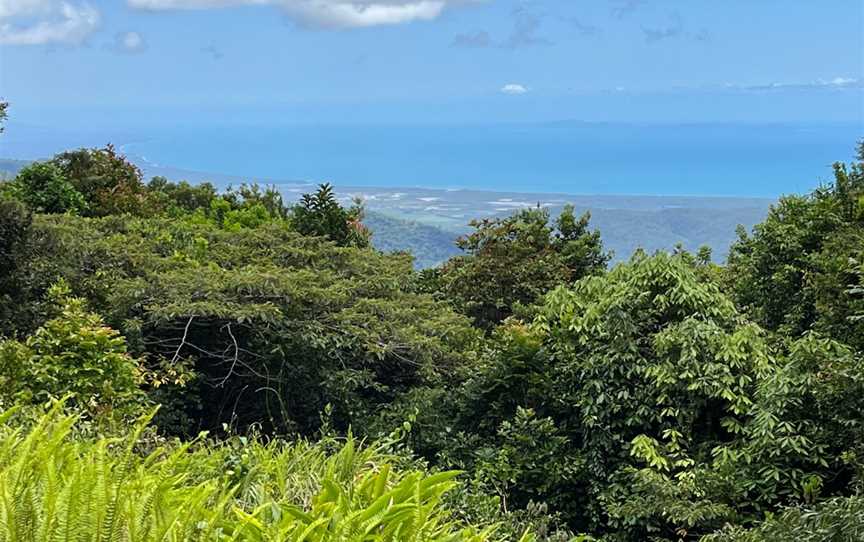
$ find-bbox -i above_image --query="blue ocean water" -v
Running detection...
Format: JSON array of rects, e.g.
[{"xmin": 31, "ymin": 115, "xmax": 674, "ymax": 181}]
[{"xmin": 4, "ymin": 121, "xmax": 861, "ymax": 197}]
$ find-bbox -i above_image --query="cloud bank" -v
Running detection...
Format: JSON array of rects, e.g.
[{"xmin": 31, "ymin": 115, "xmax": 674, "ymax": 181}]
[
  {"xmin": 0, "ymin": 0, "xmax": 100, "ymax": 45},
  {"xmin": 127, "ymin": 0, "xmax": 470, "ymax": 28},
  {"xmin": 725, "ymin": 77, "xmax": 863, "ymax": 92}
]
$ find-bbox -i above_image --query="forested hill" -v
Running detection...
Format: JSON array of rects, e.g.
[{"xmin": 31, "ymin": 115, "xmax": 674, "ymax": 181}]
[
  {"xmin": 1, "ymin": 135, "xmax": 863, "ymax": 541},
  {"xmin": 364, "ymin": 211, "xmax": 463, "ymax": 268},
  {"xmin": 364, "ymin": 202, "xmax": 769, "ymax": 268}
]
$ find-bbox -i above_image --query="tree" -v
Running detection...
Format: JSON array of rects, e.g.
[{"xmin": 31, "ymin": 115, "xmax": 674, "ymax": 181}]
[
  {"xmin": 5, "ymin": 212, "xmax": 477, "ymax": 436},
  {"xmin": 727, "ymin": 142, "xmax": 864, "ymax": 350},
  {"xmin": 6, "ymin": 162, "xmax": 86, "ymax": 214},
  {"xmin": 51, "ymin": 144, "xmax": 148, "ymax": 217},
  {"xmin": 412, "ymin": 251, "xmax": 864, "ymax": 538},
  {"xmin": 146, "ymin": 176, "xmax": 218, "ymax": 214},
  {"xmin": 292, "ymin": 183, "xmax": 370, "ymax": 247},
  {"xmin": 436, "ymin": 205, "xmax": 608, "ymax": 329}
]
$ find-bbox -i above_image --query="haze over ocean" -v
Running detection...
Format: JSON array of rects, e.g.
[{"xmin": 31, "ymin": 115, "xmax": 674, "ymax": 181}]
[{"xmin": 2, "ymin": 121, "xmax": 859, "ymax": 198}]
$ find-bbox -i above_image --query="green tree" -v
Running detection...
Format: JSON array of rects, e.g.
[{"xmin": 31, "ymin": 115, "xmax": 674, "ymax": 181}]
[
  {"xmin": 292, "ymin": 183, "xmax": 370, "ymax": 247},
  {"xmin": 436, "ymin": 205, "xmax": 608, "ymax": 329},
  {"xmin": 6, "ymin": 162, "xmax": 86, "ymax": 214},
  {"xmin": 414, "ymin": 252, "xmax": 864, "ymax": 538},
  {"xmin": 146, "ymin": 176, "xmax": 218, "ymax": 214},
  {"xmin": 727, "ymin": 142, "xmax": 864, "ymax": 350},
  {"xmin": 51, "ymin": 144, "xmax": 148, "ymax": 216},
  {"xmin": 5, "ymin": 212, "xmax": 477, "ymax": 436}
]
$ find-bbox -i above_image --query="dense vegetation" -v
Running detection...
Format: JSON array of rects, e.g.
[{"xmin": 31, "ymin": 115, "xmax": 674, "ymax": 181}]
[{"xmin": 0, "ymin": 106, "xmax": 862, "ymax": 540}]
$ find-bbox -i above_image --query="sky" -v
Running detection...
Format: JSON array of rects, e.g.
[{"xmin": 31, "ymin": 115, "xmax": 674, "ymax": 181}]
[{"xmin": 0, "ymin": 0, "xmax": 863, "ymax": 126}]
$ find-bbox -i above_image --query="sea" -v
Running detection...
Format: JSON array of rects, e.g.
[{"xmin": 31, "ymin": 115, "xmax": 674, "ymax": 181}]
[{"xmin": 1, "ymin": 120, "xmax": 860, "ymax": 198}]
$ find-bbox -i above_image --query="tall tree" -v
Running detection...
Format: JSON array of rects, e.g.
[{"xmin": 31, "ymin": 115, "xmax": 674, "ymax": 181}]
[
  {"xmin": 436, "ymin": 205, "xmax": 608, "ymax": 329},
  {"xmin": 726, "ymin": 141, "xmax": 864, "ymax": 349},
  {"xmin": 51, "ymin": 145, "xmax": 148, "ymax": 217},
  {"xmin": 292, "ymin": 183, "xmax": 370, "ymax": 247}
]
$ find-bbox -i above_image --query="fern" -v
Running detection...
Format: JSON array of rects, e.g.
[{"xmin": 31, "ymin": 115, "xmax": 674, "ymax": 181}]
[{"xmin": 0, "ymin": 404, "xmax": 524, "ymax": 541}]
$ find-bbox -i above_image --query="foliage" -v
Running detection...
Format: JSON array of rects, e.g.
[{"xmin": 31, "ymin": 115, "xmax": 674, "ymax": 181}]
[
  {"xmin": 405, "ymin": 251, "xmax": 864, "ymax": 539},
  {"xmin": 702, "ymin": 495, "xmax": 864, "ymax": 542},
  {"xmin": 292, "ymin": 183, "xmax": 370, "ymax": 247},
  {"xmin": 727, "ymin": 143, "xmax": 864, "ymax": 350},
  {"xmin": 0, "ymin": 405, "xmax": 519, "ymax": 542},
  {"xmin": 4, "ymin": 162, "xmax": 86, "ymax": 214},
  {"xmin": 2, "ymin": 137, "xmax": 864, "ymax": 541},
  {"xmin": 435, "ymin": 205, "xmax": 608, "ymax": 329},
  {"xmin": 848, "ymin": 256, "xmax": 864, "ymax": 323},
  {"xmin": 147, "ymin": 176, "xmax": 219, "ymax": 215},
  {"xmin": 50, "ymin": 145, "xmax": 149, "ymax": 217},
  {"xmin": 0, "ymin": 199, "xmax": 32, "ymax": 330},
  {"xmin": 0, "ymin": 282, "xmax": 145, "ymax": 420},
  {"xmin": 4, "ymin": 213, "xmax": 478, "ymax": 436}
]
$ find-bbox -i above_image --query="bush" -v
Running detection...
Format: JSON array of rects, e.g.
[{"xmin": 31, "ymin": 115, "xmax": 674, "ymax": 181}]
[
  {"xmin": 5, "ymin": 162, "xmax": 85, "ymax": 214},
  {"xmin": 0, "ymin": 282, "xmax": 145, "ymax": 420},
  {"xmin": 703, "ymin": 495, "xmax": 864, "ymax": 542}
]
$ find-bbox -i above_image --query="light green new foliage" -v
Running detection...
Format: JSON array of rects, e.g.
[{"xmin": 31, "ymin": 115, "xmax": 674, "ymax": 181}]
[{"xmin": 0, "ymin": 405, "xmax": 523, "ymax": 542}]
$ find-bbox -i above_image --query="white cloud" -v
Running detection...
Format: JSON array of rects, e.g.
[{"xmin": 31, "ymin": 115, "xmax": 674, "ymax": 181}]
[
  {"xmin": 0, "ymin": 0, "xmax": 53, "ymax": 18},
  {"xmin": 110, "ymin": 30, "xmax": 147, "ymax": 53},
  {"xmin": 0, "ymin": 0, "xmax": 99, "ymax": 45},
  {"xmin": 500, "ymin": 83, "xmax": 529, "ymax": 95},
  {"xmin": 127, "ymin": 0, "xmax": 465, "ymax": 28}
]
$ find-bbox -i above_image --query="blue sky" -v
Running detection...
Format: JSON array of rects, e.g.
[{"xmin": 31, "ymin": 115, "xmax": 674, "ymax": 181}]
[{"xmin": 1, "ymin": 0, "xmax": 863, "ymax": 125}]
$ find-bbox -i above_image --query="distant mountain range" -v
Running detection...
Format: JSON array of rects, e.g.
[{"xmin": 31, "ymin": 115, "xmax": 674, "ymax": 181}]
[{"xmin": 0, "ymin": 158, "xmax": 772, "ymax": 268}]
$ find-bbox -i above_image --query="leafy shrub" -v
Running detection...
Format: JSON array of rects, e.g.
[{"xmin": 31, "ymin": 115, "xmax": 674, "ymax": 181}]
[
  {"xmin": 0, "ymin": 282, "xmax": 145, "ymax": 420},
  {"xmin": 703, "ymin": 495, "xmax": 864, "ymax": 542}
]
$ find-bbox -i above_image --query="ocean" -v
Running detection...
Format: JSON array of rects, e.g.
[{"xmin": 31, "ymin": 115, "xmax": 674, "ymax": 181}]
[{"xmin": 2, "ymin": 121, "xmax": 860, "ymax": 197}]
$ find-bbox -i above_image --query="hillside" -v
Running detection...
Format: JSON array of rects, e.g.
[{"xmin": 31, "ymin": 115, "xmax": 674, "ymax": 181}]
[{"xmin": 364, "ymin": 211, "xmax": 462, "ymax": 268}]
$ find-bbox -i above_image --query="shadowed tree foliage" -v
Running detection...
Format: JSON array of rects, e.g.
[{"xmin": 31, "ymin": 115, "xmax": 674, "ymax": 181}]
[
  {"xmin": 5, "ymin": 212, "xmax": 477, "ymax": 437},
  {"xmin": 50, "ymin": 144, "xmax": 149, "ymax": 217},
  {"xmin": 434, "ymin": 205, "xmax": 609, "ymax": 329},
  {"xmin": 0, "ymin": 198, "xmax": 34, "ymax": 333},
  {"xmin": 292, "ymin": 183, "xmax": 370, "ymax": 247}
]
